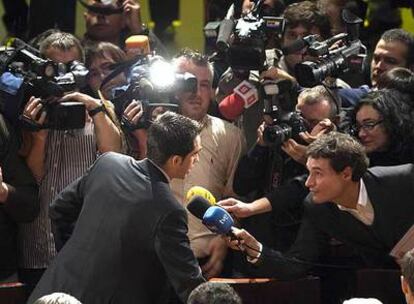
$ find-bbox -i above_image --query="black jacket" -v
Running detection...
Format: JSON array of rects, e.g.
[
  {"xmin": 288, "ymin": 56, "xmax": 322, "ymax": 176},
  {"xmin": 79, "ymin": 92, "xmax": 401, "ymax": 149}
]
[
  {"xmin": 28, "ymin": 154, "xmax": 204, "ymax": 304},
  {"xmin": 0, "ymin": 114, "xmax": 38, "ymax": 279},
  {"xmin": 246, "ymin": 164, "xmax": 414, "ymax": 279}
]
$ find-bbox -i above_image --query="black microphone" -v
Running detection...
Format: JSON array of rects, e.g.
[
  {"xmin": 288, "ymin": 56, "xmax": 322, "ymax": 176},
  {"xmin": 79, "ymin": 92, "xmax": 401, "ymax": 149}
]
[
  {"xmin": 187, "ymin": 195, "xmax": 212, "ymax": 220},
  {"xmin": 216, "ymin": 19, "xmax": 235, "ymax": 52}
]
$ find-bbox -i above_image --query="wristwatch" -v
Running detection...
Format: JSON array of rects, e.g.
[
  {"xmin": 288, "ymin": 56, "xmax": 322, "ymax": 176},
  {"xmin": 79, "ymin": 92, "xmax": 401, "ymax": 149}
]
[{"xmin": 88, "ymin": 105, "xmax": 106, "ymax": 117}]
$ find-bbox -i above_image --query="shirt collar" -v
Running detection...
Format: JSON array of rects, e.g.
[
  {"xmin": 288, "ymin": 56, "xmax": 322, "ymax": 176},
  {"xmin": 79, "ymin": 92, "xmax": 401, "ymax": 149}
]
[{"xmin": 338, "ymin": 179, "xmax": 369, "ymax": 211}]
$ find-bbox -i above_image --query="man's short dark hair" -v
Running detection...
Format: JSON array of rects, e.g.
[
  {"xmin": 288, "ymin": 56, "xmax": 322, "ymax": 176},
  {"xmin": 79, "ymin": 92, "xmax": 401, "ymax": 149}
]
[
  {"xmin": 401, "ymin": 249, "xmax": 414, "ymax": 292},
  {"xmin": 173, "ymin": 48, "xmax": 214, "ymax": 81},
  {"xmin": 187, "ymin": 282, "xmax": 242, "ymax": 304},
  {"xmin": 147, "ymin": 111, "xmax": 201, "ymax": 166},
  {"xmin": 84, "ymin": 41, "xmax": 126, "ymax": 68},
  {"xmin": 306, "ymin": 132, "xmax": 369, "ymax": 181},
  {"xmin": 284, "ymin": 1, "xmax": 331, "ymax": 39},
  {"xmin": 380, "ymin": 29, "xmax": 414, "ymax": 67},
  {"xmin": 377, "ymin": 67, "xmax": 414, "ymax": 97}
]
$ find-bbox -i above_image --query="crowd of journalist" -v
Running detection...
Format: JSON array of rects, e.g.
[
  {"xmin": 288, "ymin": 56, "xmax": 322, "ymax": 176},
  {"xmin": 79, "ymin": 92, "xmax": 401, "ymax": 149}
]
[{"xmin": 1, "ymin": 0, "xmax": 414, "ymax": 303}]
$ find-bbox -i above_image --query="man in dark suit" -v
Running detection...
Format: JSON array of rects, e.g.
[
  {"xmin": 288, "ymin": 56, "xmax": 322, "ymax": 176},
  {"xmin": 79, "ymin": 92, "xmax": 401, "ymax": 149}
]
[
  {"xmin": 28, "ymin": 111, "xmax": 205, "ymax": 304},
  {"xmin": 222, "ymin": 132, "xmax": 414, "ymax": 279}
]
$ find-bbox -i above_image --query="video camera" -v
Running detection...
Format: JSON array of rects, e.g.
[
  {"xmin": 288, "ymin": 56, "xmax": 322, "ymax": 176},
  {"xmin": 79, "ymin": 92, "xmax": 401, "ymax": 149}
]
[
  {"xmin": 109, "ymin": 54, "xmax": 197, "ymax": 130},
  {"xmin": 0, "ymin": 38, "xmax": 89, "ymax": 130},
  {"xmin": 204, "ymin": 0, "xmax": 285, "ymax": 72},
  {"xmin": 294, "ymin": 9, "xmax": 366, "ymax": 87}
]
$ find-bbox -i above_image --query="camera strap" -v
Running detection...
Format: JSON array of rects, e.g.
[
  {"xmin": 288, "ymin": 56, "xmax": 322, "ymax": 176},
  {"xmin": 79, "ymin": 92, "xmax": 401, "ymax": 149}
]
[{"xmin": 99, "ymin": 55, "xmax": 145, "ymax": 93}]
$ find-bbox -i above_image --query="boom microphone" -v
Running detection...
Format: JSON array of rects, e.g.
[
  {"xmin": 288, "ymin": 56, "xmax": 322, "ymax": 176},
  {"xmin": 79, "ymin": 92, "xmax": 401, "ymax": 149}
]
[
  {"xmin": 218, "ymin": 80, "xmax": 259, "ymax": 121},
  {"xmin": 125, "ymin": 35, "xmax": 151, "ymax": 58}
]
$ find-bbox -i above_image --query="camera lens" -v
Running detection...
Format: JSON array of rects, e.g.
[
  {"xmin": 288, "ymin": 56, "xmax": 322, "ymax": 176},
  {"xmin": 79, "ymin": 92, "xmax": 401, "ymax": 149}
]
[{"xmin": 263, "ymin": 123, "xmax": 292, "ymax": 146}]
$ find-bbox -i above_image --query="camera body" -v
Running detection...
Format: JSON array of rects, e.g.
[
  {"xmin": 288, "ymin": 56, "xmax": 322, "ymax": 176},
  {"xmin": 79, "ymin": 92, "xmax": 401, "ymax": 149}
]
[
  {"xmin": 263, "ymin": 111, "xmax": 307, "ymax": 146},
  {"xmin": 111, "ymin": 55, "xmax": 197, "ymax": 130},
  {"xmin": 294, "ymin": 9, "xmax": 366, "ymax": 87},
  {"xmin": 226, "ymin": 15, "xmax": 284, "ymax": 71},
  {"xmin": 205, "ymin": 1, "xmax": 285, "ymax": 72},
  {"xmin": 0, "ymin": 40, "xmax": 89, "ymax": 130},
  {"xmin": 261, "ymin": 78, "xmax": 306, "ymax": 147}
]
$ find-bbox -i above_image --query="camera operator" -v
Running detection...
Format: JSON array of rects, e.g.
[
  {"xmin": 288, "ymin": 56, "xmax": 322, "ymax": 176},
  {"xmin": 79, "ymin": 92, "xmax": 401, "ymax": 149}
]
[
  {"xmin": 338, "ymin": 28, "xmax": 414, "ymax": 107},
  {"xmin": 216, "ymin": 1, "xmax": 332, "ymax": 149},
  {"xmin": 18, "ymin": 31, "xmax": 122, "ymax": 293},
  {"xmin": 84, "ymin": 41, "xmax": 148, "ymax": 159},
  {"xmin": 170, "ymin": 49, "xmax": 246, "ymax": 279},
  {"xmin": 0, "ymin": 111, "xmax": 38, "ymax": 283},
  {"xmin": 277, "ymin": 1, "xmax": 331, "ymax": 77},
  {"xmin": 81, "ymin": 0, "xmax": 167, "ymax": 55},
  {"xmin": 352, "ymin": 89, "xmax": 414, "ymax": 167},
  {"xmin": 228, "ymin": 85, "xmax": 340, "ymax": 252}
]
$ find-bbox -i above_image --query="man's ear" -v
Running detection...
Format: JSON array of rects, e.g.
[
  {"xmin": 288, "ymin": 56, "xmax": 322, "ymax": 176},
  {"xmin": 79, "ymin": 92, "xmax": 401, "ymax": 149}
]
[
  {"xmin": 171, "ymin": 155, "xmax": 183, "ymax": 167},
  {"xmin": 341, "ymin": 166, "xmax": 353, "ymax": 181},
  {"xmin": 402, "ymin": 275, "xmax": 409, "ymax": 294}
]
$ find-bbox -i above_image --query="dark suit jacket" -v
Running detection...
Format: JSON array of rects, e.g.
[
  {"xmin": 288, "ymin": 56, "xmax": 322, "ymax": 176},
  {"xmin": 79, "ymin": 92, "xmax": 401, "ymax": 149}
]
[
  {"xmin": 28, "ymin": 153, "xmax": 204, "ymax": 304},
  {"xmin": 246, "ymin": 164, "xmax": 414, "ymax": 280}
]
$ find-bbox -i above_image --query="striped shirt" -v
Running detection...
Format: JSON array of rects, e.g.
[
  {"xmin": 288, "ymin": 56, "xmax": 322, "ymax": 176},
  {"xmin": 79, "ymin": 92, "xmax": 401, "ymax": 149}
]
[{"xmin": 18, "ymin": 122, "xmax": 97, "ymax": 268}]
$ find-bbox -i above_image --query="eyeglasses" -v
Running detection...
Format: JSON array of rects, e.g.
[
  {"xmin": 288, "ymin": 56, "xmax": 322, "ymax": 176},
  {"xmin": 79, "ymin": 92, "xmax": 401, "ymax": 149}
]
[{"xmin": 354, "ymin": 120, "xmax": 384, "ymax": 133}]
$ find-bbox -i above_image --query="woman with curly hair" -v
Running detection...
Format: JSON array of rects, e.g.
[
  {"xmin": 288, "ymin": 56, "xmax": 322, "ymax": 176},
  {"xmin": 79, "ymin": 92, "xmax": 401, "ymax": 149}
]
[{"xmin": 352, "ymin": 89, "xmax": 414, "ymax": 166}]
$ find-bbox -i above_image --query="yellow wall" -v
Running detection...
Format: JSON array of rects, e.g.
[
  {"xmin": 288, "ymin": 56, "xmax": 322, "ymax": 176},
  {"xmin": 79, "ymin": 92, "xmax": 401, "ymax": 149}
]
[
  {"xmin": 75, "ymin": 0, "xmax": 205, "ymax": 51},
  {"xmin": 401, "ymin": 8, "xmax": 414, "ymax": 33}
]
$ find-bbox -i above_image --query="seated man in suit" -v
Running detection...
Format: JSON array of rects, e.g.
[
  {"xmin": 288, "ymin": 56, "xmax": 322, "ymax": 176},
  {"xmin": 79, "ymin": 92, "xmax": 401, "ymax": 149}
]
[
  {"xmin": 28, "ymin": 112, "xmax": 205, "ymax": 304},
  {"xmin": 222, "ymin": 132, "xmax": 414, "ymax": 279}
]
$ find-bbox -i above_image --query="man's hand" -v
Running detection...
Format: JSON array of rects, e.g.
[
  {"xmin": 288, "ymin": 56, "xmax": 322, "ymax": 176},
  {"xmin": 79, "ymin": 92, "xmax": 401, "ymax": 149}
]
[
  {"xmin": 300, "ymin": 118, "xmax": 335, "ymax": 144},
  {"xmin": 122, "ymin": 0, "xmax": 142, "ymax": 34},
  {"xmin": 227, "ymin": 227, "xmax": 261, "ymax": 260},
  {"xmin": 282, "ymin": 119, "xmax": 336, "ymax": 164},
  {"xmin": 217, "ymin": 198, "xmax": 254, "ymax": 218},
  {"xmin": 281, "ymin": 138, "xmax": 307, "ymax": 165},
  {"xmin": 0, "ymin": 167, "xmax": 9, "ymax": 203},
  {"xmin": 260, "ymin": 67, "xmax": 296, "ymax": 83},
  {"xmin": 123, "ymin": 100, "xmax": 143, "ymax": 126},
  {"xmin": 22, "ymin": 96, "xmax": 48, "ymax": 139},
  {"xmin": 256, "ymin": 122, "xmax": 267, "ymax": 147},
  {"xmin": 60, "ymin": 92, "xmax": 101, "ymax": 112},
  {"xmin": 202, "ymin": 236, "xmax": 227, "ymax": 279}
]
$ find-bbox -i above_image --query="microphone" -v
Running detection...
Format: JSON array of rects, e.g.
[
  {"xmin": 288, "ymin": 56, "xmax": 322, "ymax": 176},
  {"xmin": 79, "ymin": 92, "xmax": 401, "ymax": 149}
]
[
  {"xmin": 187, "ymin": 195, "xmax": 212, "ymax": 220},
  {"xmin": 187, "ymin": 196, "xmax": 245, "ymax": 252},
  {"xmin": 202, "ymin": 206, "xmax": 234, "ymax": 235},
  {"xmin": 125, "ymin": 35, "xmax": 150, "ymax": 58},
  {"xmin": 218, "ymin": 80, "xmax": 259, "ymax": 121},
  {"xmin": 187, "ymin": 196, "xmax": 234, "ymax": 236},
  {"xmin": 216, "ymin": 19, "xmax": 235, "ymax": 52},
  {"xmin": 186, "ymin": 186, "xmax": 216, "ymax": 205}
]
